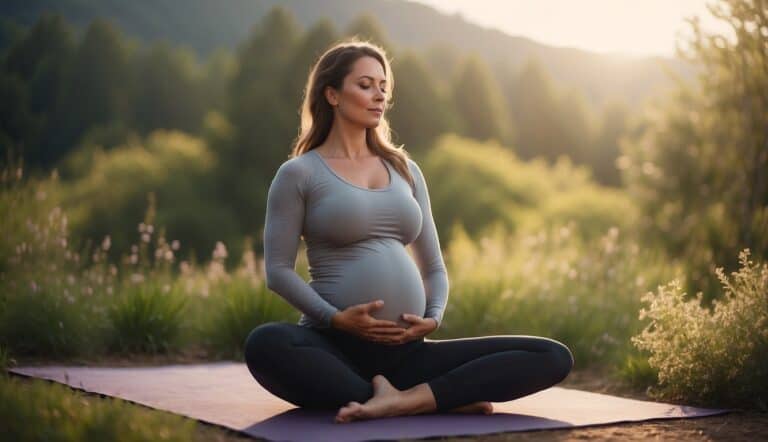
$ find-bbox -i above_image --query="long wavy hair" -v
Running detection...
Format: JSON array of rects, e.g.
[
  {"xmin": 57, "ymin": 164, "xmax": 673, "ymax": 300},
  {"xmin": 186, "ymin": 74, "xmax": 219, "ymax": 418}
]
[{"xmin": 290, "ymin": 39, "xmax": 415, "ymax": 189}]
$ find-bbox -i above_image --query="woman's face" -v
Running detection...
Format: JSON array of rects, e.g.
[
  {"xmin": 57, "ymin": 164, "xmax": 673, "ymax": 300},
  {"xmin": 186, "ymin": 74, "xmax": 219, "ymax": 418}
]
[{"xmin": 330, "ymin": 56, "xmax": 387, "ymax": 128}]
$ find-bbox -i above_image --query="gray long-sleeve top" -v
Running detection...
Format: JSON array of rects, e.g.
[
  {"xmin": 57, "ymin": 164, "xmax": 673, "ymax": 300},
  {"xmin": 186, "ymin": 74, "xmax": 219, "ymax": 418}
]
[{"xmin": 263, "ymin": 149, "xmax": 449, "ymax": 329}]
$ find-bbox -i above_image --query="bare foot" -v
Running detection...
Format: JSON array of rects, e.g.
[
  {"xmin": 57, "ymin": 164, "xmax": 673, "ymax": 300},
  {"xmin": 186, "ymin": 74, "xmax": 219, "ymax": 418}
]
[
  {"xmin": 335, "ymin": 375, "xmax": 421, "ymax": 423},
  {"xmin": 449, "ymin": 401, "xmax": 494, "ymax": 415}
]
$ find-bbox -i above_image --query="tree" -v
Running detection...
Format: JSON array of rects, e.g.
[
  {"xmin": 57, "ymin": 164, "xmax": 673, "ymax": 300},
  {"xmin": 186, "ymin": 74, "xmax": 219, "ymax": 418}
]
[
  {"xmin": 389, "ymin": 50, "xmax": 452, "ymax": 154},
  {"xmin": 223, "ymin": 6, "xmax": 301, "ymax": 236},
  {"xmin": 621, "ymin": 0, "xmax": 768, "ymax": 301},
  {"xmin": 132, "ymin": 41, "xmax": 205, "ymax": 134},
  {"xmin": 506, "ymin": 57, "xmax": 562, "ymax": 161},
  {"xmin": 451, "ymin": 54, "xmax": 512, "ymax": 145},
  {"xmin": 1, "ymin": 13, "xmax": 75, "ymax": 171},
  {"xmin": 344, "ymin": 13, "xmax": 395, "ymax": 55},
  {"xmin": 592, "ymin": 100, "xmax": 630, "ymax": 187},
  {"xmin": 54, "ymin": 18, "xmax": 134, "ymax": 160}
]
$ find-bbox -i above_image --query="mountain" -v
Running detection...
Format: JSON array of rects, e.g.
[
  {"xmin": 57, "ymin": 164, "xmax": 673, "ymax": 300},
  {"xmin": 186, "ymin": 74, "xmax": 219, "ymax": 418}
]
[{"xmin": 1, "ymin": 0, "xmax": 697, "ymax": 108}]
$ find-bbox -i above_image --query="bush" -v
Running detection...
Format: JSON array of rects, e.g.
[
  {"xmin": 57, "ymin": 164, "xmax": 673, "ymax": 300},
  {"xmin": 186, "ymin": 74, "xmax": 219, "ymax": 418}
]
[{"xmin": 631, "ymin": 249, "xmax": 768, "ymax": 410}]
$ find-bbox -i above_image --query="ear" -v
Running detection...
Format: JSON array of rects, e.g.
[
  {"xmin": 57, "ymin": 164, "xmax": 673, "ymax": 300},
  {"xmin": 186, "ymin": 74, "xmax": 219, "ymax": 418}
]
[{"xmin": 324, "ymin": 86, "xmax": 338, "ymax": 107}]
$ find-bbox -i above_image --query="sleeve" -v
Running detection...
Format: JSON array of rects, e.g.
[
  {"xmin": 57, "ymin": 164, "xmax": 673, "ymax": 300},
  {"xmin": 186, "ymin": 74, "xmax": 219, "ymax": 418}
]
[
  {"xmin": 408, "ymin": 159, "xmax": 449, "ymax": 328},
  {"xmin": 263, "ymin": 160, "xmax": 340, "ymax": 328}
]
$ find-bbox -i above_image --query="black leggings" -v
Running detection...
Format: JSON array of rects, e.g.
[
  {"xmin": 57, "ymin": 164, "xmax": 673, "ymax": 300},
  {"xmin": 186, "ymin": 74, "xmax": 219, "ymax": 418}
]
[{"xmin": 243, "ymin": 322, "xmax": 574, "ymax": 412}]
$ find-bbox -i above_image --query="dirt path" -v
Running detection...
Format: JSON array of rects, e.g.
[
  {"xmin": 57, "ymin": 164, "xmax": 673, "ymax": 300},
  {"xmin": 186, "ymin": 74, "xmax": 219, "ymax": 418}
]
[{"xmin": 9, "ymin": 351, "xmax": 766, "ymax": 441}]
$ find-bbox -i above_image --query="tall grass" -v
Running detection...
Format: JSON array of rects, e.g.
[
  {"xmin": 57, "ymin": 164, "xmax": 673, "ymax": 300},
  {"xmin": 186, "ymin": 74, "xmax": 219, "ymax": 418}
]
[
  {"xmin": 182, "ymin": 239, "xmax": 299, "ymax": 359},
  {"xmin": 434, "ymin": 221, "xmax": 682, "ymax": 369},
  {"xmin": 0, "ymin": 158, "xmax": 294, "ymax": 360},
  {"xmin": 0, "ymin": 160, "xmax": 101, "ymax": 357},
  {"xmin": 0, "ymin": 375, "xmax": 198, "ymax": 441}
]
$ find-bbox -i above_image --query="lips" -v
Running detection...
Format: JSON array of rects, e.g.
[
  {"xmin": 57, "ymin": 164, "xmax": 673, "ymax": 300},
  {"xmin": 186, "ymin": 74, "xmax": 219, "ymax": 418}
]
[{"xmin": 368, "ymin": 109, "xmax": 383, "ymax": 114}]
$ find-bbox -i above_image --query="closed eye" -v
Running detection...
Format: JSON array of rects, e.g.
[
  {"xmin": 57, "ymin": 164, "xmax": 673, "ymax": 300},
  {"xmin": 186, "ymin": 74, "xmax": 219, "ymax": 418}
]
[{"xmin": 361, "ymin": 85, "xmax": 387, "ymax": 94}]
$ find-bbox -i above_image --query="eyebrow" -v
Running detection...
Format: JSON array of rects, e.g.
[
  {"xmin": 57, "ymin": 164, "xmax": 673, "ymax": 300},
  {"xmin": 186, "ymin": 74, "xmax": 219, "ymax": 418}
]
[{"xmin": 358, "ymin": 75, "xmax": 387, "ymax": 84}]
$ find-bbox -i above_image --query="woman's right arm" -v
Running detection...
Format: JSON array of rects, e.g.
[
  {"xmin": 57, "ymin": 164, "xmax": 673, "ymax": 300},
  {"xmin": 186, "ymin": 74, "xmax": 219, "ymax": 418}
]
[{"xmin": 263, "ymin": 160, "xmax": 340, "ymax": 328}]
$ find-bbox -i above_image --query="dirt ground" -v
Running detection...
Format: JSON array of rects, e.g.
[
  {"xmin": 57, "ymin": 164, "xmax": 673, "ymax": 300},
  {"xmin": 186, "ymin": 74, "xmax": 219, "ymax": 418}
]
[{"xmin": 9, "ymin": 349, "xmax": 767, "ymax": 441}]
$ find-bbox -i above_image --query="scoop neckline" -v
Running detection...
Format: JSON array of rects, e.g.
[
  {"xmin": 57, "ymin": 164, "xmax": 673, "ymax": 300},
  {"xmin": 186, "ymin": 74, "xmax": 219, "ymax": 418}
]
[{"xmin": 310, "ymin": 149, "xmax": 393, "ymax": 192}]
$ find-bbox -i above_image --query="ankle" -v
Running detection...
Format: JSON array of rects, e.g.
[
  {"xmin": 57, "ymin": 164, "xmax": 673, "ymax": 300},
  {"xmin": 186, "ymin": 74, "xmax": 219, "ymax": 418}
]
[{"xmin": 401, "ymin": 383, "xmax": 437, "ymax": 414}]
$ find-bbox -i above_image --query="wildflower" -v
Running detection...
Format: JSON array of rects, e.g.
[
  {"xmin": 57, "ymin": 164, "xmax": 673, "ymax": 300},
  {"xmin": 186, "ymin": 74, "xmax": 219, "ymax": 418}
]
[
  {"xmin": 101, "ymin": 236, "xmax": 111, "ymax": 251},
  {"xmin": 164, "ymin": 250, "xmax": 173, "ymax": 261},
  {"xmin": 141, "ymin": 233, "xmax": 151, "ymax": 243},
  {"xmin": 213, "ymin": 241, "xmax": 228, "ymax": 260},
  {"xmin": 130, "ymin": 273, "xmax": 144, "ymax": 284},
  {"xmin": 171, "ymin": 240, "xmax": 180, "ymax": 251}
]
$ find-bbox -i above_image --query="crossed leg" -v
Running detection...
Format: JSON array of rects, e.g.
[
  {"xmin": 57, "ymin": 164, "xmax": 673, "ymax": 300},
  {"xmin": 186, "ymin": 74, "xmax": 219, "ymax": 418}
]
[
  {"xmin": 243, "ymin": 322, "xmax": 373, "ymax": 409},
  {"xmin": 244, "ymin": 323, "xmax": 574, "ymax": 420},
  {"xmin": 334, "ymin": 334, "xmax": 575, "ymax": 421},
  {"xmin": 387, "ymin": 334, "xmax": 575, "ymax": 411}
]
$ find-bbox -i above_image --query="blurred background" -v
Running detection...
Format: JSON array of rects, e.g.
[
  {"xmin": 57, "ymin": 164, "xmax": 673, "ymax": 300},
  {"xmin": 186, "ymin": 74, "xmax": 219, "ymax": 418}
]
[{"xmin": 1, "ymin": 0, "xmax": 766, "ymax": 413}]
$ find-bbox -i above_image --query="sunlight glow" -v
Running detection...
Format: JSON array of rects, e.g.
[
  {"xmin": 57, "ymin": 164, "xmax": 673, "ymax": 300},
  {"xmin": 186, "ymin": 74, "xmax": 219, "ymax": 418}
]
[{"xmin": 409, "ymin": 0, "xmax": 732, "ymax": 57}]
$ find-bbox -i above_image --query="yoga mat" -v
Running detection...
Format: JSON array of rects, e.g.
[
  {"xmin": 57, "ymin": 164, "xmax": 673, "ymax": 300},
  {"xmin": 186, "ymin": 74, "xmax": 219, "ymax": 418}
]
[{"xmin": 10, "ymin": 362, "xmax": 731, "ymax": 442}]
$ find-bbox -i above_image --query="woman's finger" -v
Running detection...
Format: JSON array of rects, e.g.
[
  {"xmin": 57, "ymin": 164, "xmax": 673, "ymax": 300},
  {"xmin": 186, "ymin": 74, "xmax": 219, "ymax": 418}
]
[
  {"xmin": 367, "ymin": 327, "xmax": 406, "ymax": 335},
  {"xmin": 368, "ymin": 318, "xmax": 400, "ymax": 327}
]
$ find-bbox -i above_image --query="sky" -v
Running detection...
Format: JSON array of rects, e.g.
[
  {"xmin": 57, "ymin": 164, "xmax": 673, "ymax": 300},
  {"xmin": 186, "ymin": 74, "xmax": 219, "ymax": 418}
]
[{"xmin": 408, "ymin": 0, "xmax": 731, "ymax": 57}]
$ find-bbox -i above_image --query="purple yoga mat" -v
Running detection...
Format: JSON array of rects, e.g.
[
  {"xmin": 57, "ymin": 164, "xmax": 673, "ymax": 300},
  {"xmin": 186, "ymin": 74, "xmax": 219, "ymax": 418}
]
[{"xmin": 10, "ymin": 362, "xmax": 731, "ymax": 442}]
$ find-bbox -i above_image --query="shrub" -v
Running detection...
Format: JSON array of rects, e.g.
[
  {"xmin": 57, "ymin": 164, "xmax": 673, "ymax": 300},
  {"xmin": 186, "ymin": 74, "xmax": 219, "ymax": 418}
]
[{"xmin": 631, "ymin": 249, "xmax": 768, "ymax": 409}]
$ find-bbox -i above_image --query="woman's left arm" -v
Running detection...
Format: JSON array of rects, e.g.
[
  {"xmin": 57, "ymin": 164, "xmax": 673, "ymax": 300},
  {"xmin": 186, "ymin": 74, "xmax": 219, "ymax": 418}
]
[{"xmin": 405, "ymin": 159, "xmax": 449, "ymax": 332}]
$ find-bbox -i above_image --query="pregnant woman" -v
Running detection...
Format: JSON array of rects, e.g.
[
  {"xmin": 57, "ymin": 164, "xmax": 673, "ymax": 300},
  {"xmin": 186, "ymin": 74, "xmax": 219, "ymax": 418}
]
[{"xmin": 244, "ymin": 40, "xmax": 574, "ymax": 423}]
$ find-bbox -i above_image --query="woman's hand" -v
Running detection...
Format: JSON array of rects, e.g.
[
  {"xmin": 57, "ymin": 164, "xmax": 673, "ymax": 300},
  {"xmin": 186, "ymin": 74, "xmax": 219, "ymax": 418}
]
[
  {"xmin": 331, "ymin": 300, "xmax": 408, "ymax": 344},
  {"xmin": 384, "ymin": 314, "xmax": 438, "ymax": 345}
]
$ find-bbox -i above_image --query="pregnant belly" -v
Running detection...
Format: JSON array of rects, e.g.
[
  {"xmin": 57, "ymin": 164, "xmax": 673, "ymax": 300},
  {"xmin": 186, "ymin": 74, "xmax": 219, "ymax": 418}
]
[{"xmin": 311, "ymin": 238, "xmax": 426, "ymax": 328}]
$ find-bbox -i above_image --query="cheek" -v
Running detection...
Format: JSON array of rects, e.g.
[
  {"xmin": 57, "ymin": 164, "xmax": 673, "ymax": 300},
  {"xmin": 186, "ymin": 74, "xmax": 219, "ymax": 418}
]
[{"xmin": 347, "ymin": 87, "xmax": 372, "ymax": 108}]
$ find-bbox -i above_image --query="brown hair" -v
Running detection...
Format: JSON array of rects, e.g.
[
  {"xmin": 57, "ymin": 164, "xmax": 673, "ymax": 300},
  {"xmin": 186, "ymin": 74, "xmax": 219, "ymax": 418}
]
[{"xmin": 290, "ymin": 38, "xmax": 415, "ymax": 189}]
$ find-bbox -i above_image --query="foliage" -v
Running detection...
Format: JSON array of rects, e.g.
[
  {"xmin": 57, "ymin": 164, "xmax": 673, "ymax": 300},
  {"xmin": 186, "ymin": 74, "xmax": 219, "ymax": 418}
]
[
  {"xmin": 60, "ymin": 129, "xmax": 241, "ymax": 262},
  {"xmin": 423, "ymin": 134, "xmax": 635, "ymax": 245},
  {"xmin": 182, "ymin": 238, "xmax": 299, "ymax": 359},
  {"xmin": 631, "ymin": 249, "xmax": 768, "ymax": 410},
  {"xmin": 620, "ymin": 0, "xmax": 768, "ymax": 302},
  {"xmin": 434, "ymin": 221, "xmax": 681, "ymax": 368},
  {"xmin": 0, "ymin": 157, "xmax": 100, "ymax": 357}
]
